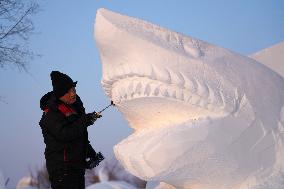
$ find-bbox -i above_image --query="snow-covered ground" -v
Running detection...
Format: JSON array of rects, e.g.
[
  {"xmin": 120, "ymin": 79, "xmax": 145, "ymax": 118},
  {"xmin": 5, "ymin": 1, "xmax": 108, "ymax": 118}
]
[
  {"xmin": 95, "ymin": 8, "xmax": 284, "ymax": 189},
  {"xmin": 12, "ymin": 166, "xmax": 140, "ymax": 189},
  {"xmin": 86, "ymin": 181, "xmax": 136, "ymax": 189}
]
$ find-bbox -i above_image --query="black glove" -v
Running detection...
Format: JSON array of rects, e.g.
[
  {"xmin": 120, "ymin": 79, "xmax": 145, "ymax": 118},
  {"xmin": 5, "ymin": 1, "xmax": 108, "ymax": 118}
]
[
  {"xmin": 85, "ymin": 112, "xmax": 102, "ymax": 126},
  {"xmin": 93, "ymin": 112, "xmax": 102, "ymax": 119},
  {"xmin": 85, "ymin": 152, "xmax": 104, "ymax": 169}
]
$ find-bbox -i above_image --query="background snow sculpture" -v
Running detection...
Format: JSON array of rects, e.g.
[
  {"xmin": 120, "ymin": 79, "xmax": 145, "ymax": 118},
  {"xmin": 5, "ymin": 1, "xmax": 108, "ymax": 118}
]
[
  {"xmin": 250, "ymin": 41, "xmax": 284, "ymax": 77},
  {"xmin": 94, "ymin": 8, "xmax": 284, "ymax": 189}
]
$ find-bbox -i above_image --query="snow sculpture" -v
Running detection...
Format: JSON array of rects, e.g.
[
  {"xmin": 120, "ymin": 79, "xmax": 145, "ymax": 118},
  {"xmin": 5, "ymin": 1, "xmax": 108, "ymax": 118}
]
[
  {"xmin": 250, "ymin": 41, "xmax": 284, "ymax": 77},
  {"xmin": 94, "ymin": 8, "xmax": 284, "ymax": 189}
]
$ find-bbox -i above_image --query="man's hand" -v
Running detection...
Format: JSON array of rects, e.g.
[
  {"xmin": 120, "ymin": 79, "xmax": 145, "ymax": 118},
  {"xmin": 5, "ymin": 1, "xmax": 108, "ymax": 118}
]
[
  {"xmin": 85, "ymin": 112, "xmax": 102, "ymax": 126},
  {"xmin": 85, "ymin": 152, "xmax": 104, "ymax": 169},
  {"xmin": 93, "ymin": 112, "xmax": 102, "ymax": 119}
]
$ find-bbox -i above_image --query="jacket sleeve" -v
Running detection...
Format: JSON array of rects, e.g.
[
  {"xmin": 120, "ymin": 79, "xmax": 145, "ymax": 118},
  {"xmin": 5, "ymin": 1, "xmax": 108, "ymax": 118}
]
[
  {"xmin": 42, "ymin": 111, "xmax": 88, "ymax": 142},
  {"xmin": 86, "ymin": 142, "xmax": 97, "ymax": 157}
]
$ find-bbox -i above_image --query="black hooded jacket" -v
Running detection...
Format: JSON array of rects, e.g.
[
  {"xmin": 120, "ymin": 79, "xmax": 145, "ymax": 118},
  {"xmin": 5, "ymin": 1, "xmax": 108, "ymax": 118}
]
[{"xmin": 39, "ymin": 92, "xmax": 96, "ymax": 172}]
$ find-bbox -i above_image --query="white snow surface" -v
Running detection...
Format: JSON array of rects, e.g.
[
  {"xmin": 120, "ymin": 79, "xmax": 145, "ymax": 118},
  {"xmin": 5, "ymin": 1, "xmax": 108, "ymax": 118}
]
[
  {"xmin": 16, "ymin": 177, "xmax": 37, "ymax": 189},
  {"xmin": 146, "ymin": 181, "xmax": 176, "ymax": 189},
  {"xmin": 250, "ymin": 41, "xmax": 284, "ymax": 77},
  {"xmin": 94, "ymin": 8, "xmax": 284, "ymax": 189},
  {"xmin": 86, "ymin": 181, "xmax": 137, "ymax": 189},
  {"xmin": 86, "ymin": 167, "xmax": 138, "ymax": 189}
]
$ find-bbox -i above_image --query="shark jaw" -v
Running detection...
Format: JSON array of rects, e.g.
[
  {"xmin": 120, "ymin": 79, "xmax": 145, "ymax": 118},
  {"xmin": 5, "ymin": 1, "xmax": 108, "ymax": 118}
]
[{"xmin": 108, "ymin": 75, "xmax": 234, "ymax": 130}]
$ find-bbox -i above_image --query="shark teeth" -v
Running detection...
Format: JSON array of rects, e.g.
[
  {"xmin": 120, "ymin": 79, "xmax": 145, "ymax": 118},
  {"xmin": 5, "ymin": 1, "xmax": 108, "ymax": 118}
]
[
  {"xmin": 152, "ymin": 64, "xmax": 171, "ymax": 83},
  {"xmin": 144, "ymin": 83, "xmax": 151, "ymax": 96},
  {"xmin": 180, "ymin": 72, "xmax": 197, "ymax": 92},
  {"xmin": 103, "ymin": 63, "xmax": 235, "ymax": 114},
  {"xmin": 102, "ymin": 65, "xmax": 201, "ymax": 97},
  {"xmin": 102, "ymin": 62, "xmax": 214, "ymax": 100},
  {"xmin": 176, "ymin": 90, "xmax": 184, "ymax": 101},
  {"xmin": 110, "ymin": 76, "xmax": 231, "ymax": 114},
  {"xmin": 153, "ymin": 86, "xmax": 160, "ymax": 96},
  {"xmin": 183, "ymin": 91, "xmax": 191, "ymax": 102}
]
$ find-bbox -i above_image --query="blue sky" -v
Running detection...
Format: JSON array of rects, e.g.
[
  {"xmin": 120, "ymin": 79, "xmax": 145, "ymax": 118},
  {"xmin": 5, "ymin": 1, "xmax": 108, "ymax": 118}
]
[{"xmin": 0, "ymin": 0, "xmax": 283, "ymax": 187}]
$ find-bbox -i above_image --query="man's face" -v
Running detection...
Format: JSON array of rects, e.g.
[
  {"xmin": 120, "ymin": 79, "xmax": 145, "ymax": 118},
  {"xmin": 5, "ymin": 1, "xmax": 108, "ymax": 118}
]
[{"xmin": 59, "ymin": 87, "xmax": 77, "ymax": 104}]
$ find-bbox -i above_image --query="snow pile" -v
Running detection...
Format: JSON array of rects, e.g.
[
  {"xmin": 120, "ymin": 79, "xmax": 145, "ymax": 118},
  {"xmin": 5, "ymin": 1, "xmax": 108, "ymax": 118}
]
[
  {"xmin": 16, "ymin": 177, "xmax": 37, "ymax": 189},
  {"xmin": 0, "ymin": 170, "xmax": 4, "ymax": 189},
  {"xmin": 250, "ymin": 41, "xmax": 284, "ymax": 77},
  {"xmin": 86, "ymin": 167, "xmax": 137, "ymax": 189},
  {"xmin": 146, "ymin": 181, "xmax": 175, "ymax": 189},
  {"xmin": 94, "ymin": 8, "xmax": 284, "ymax": 189},
  {"xmin": 86, "ymin": 181, "xmax": 137, "ymax": 189}
]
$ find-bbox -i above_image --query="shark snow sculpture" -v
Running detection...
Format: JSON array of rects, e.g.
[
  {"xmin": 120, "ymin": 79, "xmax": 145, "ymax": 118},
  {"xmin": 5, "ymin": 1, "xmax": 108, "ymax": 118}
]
[{"xmin": 94, "ymin": 8, "xmax": 284, "ymax": 189}]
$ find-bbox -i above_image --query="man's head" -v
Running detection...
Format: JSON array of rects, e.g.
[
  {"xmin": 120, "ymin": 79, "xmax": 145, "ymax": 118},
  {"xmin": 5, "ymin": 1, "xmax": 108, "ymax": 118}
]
[{"xmin": 50, "ymin": 71, "xmax": 77, "ymax": 104}]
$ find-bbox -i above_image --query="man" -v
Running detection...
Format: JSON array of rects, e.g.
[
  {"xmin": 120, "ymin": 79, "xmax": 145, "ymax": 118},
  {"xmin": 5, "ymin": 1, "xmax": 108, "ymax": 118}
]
[{"xmin": 39, "ymin": 71, "xmax": 104, "ymax": 189}]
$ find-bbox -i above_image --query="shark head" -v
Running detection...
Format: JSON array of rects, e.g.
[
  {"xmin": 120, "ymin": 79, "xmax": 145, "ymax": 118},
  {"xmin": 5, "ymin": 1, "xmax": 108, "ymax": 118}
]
[{"xmin": 95, "ymin": 8, "xmax": 284, "ymax": 189}]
